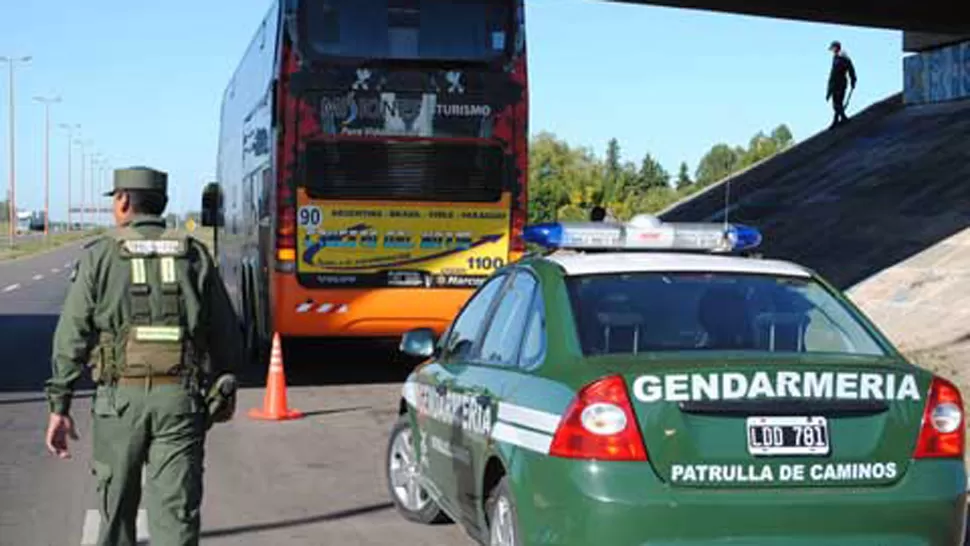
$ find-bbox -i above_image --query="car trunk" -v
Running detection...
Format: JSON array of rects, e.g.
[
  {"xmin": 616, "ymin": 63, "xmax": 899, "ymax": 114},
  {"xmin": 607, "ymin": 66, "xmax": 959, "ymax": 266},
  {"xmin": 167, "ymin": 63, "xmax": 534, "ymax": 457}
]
[{"xmin": 597, "ymin": 354, "xmax": 933, "ymax": 489}]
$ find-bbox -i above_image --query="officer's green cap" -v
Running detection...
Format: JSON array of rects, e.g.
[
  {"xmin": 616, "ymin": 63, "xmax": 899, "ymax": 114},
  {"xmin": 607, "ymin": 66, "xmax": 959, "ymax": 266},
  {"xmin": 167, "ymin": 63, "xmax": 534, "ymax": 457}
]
[{"xmin": 104, "ymin": 167, "xmax": 168, "ymax": 196}]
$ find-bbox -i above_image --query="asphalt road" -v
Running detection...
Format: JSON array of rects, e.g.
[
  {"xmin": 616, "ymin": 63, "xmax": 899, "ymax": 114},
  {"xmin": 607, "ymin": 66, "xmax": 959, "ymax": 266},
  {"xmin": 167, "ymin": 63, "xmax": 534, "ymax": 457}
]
[{"xmin": 0, "ymin": 241, "xmax": 472, "ymax": 545}]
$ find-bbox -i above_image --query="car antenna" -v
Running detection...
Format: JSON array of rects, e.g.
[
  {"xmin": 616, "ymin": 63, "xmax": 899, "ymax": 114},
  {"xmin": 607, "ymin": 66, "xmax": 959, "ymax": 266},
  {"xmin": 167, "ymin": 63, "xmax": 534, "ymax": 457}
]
[{"xmin": 722, "ymin": 175, "xmax": 731, "ymax": 232}]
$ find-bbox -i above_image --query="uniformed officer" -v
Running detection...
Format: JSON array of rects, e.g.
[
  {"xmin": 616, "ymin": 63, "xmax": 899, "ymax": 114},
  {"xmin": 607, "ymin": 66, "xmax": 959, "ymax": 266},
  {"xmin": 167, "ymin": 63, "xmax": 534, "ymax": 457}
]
[
  {"xmin": 826, "ymin": 40, "xmax": 857, "ymax": 128},
  {"xmin": 44, "ymin": 166, "xmax": 244, "ymax": 546}
]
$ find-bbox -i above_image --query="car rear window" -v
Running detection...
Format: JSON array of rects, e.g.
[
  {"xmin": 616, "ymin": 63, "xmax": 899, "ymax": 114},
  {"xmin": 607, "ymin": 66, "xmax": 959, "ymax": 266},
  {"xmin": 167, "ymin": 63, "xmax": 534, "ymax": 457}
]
[{"xmin": 565, "ymin": 272, "xmax": 888, "ymax": 357}]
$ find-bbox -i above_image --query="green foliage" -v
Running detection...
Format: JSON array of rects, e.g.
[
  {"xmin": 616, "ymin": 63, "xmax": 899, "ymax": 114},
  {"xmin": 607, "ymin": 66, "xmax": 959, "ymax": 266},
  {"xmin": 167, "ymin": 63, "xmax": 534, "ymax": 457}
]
[
  {"xmin": 0, "ymin": 228, "xmax": 104, "ymax": 261},
  {"xmin": 528, "ymin": 124, "xmax": 795, "ymax": 223},
  {"xmin": 694, "ymin": 144, "xmax": 740, "ymax": 187},
  {"xmin": 676, "ymin": 162, "xmax": 692, "ymax": 190}
]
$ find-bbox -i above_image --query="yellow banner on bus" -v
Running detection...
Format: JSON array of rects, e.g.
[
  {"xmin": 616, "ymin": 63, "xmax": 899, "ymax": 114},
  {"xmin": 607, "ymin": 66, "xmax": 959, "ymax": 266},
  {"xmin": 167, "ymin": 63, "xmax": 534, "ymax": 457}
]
[{"xmin": 296, "ymin": 190, "xmax": 511, "ymax": 283}]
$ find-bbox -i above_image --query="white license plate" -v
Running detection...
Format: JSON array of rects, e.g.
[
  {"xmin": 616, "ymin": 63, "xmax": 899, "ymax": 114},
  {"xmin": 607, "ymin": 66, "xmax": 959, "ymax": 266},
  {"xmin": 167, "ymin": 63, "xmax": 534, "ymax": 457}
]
[{"xmin": 746, "ymin": 416, "xmax": 830, "ymax": 456}]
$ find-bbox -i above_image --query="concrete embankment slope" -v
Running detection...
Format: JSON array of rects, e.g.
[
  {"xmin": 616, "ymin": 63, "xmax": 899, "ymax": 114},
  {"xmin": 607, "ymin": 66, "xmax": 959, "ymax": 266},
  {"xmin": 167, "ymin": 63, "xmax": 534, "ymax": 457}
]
[
  {"xmin": 660, "ymin": 93, "xmax": 970, "ymax": 290},
  {"xmin": 849, "ymin": 227, "xmax": 970, "ymax": 375},
  {"xmin": 660, "ymin": 93, "xmax": 970, "ymax": 377}
]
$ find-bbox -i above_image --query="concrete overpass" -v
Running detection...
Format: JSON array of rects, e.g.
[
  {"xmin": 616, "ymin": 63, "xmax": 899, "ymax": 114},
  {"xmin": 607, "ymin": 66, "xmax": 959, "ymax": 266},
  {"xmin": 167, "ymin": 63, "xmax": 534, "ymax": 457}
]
[
  {"xmin": 609, "ymin": 0, "xmax": 967, "ymax": 33},
  {"xmin": 610, "ymin": 0, "xmax": 970, "ymax": 106}
]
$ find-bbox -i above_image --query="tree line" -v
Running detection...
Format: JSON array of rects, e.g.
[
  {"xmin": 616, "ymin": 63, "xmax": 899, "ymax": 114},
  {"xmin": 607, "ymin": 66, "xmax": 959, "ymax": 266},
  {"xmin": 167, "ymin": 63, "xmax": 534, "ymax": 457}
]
[
  {"xmin": 527, "ymin": 124, "xmax": 794, "ymax": 223},
  {"xmin": 9, "ymin": 123, "xmax": 792, "ymax": 230}
]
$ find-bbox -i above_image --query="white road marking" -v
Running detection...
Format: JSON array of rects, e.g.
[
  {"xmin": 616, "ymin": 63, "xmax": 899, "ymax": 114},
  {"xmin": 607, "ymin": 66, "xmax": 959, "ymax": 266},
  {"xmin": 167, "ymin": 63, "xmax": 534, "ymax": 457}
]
[
  {"xmin": 81, "ymin": 508, "xmax": 150, "ymax": 544},
  {"xmin": 2, "ymin": 284, "xmax": 20, "ymax": 293},
  {"xmin": 32, "ymin": 274, "xmax": 43, "ymax": 281},
  {"xmin": 80, "ymin": 510, "xmax": 100, "ymax": 545},
  {"xmin": 64, "ymin": 262, "xmax": 71, "ymax": 268},
  {"xmin": 52, "ymin": 268, "xmax": 60, "ymax": 273}
]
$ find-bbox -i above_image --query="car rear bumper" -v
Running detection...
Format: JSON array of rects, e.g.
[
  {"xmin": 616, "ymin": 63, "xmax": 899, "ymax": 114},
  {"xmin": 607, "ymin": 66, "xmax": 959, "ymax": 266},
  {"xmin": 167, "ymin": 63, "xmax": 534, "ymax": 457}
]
[{"xmin": 513, "ymin": 456, "xmax": 967, "ymax": 546}]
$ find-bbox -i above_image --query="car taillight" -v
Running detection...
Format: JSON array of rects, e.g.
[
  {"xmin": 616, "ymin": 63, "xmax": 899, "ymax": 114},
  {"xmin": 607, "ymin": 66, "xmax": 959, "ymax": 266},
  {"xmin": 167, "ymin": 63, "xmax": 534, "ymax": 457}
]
[
  {"xmin": 915, "ymin": 376, "xmax": 965, "ymax": 459},
  {"xmin": 549, "ymin": 375, "xmax": 647, "ymax": 461}
]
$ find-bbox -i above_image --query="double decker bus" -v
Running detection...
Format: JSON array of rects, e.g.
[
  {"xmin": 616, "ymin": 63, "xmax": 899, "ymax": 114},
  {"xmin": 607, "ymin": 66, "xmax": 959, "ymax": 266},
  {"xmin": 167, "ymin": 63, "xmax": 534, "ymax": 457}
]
[{"xmin": 215, "ymin": 0, "xmax": 529, "ymax": 359}]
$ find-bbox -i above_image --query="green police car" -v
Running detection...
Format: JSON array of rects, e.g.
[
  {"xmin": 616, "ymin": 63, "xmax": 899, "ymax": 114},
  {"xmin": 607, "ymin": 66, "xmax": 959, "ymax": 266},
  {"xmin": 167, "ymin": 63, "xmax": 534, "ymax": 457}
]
[{"xmin": 385, "ymin": 215, "xmax": 967, "ymax": 546}]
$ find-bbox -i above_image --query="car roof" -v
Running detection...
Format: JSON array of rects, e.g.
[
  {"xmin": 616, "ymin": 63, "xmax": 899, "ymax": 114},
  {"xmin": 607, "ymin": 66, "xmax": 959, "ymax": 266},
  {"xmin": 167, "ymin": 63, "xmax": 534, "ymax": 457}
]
[{"xmin": 543, "ymin": 251, "xmax": 813, "ymax": 278}]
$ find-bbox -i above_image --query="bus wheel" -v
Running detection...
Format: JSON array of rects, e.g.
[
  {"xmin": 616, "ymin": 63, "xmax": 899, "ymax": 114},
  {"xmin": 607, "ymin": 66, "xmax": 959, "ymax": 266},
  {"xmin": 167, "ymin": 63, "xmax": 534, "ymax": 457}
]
[
  {"xmin": 243, "ymin": 267, "xmax": 265, "ymax": 368},
  {"xmin": 241, "ymin": 268, "xmax": 253, "ymax": 349}
]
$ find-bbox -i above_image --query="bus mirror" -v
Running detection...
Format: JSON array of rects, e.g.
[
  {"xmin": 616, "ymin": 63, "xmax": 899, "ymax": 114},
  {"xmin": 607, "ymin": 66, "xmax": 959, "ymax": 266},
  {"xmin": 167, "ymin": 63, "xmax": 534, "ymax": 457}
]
[{"xmin": 201, "ymin": 182, "xmax": 224, "ymax": 228}]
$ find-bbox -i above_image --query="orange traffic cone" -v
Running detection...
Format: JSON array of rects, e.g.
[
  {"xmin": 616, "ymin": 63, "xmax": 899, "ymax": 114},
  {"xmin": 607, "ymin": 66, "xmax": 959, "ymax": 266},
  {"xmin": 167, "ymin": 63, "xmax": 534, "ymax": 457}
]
[{"xmin": 248, "ymin": 333, "xmax": 303, "ymax": 421}]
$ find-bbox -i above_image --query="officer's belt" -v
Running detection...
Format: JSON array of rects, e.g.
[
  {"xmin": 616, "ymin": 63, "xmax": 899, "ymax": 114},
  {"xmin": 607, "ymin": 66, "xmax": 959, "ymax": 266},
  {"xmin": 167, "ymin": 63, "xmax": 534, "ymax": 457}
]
[{"xmin": 117, "ymin": 375, "xmax": 183, "ymax": 387}]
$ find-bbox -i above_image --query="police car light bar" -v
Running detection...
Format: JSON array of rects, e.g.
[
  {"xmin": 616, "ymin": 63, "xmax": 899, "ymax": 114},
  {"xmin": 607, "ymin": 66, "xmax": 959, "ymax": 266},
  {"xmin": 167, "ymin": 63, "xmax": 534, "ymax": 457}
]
[{"xmin": 523, "ymin": 214, "xmax": 762, "ymax": 253}]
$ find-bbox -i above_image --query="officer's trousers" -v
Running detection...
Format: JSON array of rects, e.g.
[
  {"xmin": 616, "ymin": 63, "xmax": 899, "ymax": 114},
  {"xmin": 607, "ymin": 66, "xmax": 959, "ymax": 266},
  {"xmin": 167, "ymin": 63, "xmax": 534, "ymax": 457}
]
[
  {"xmin": 91, "ymin": 382, "xmax": 206, "ymax": 546},
  {"xmin": 831, "ymin": 87, "xmax": 848, "ymax": 126}
]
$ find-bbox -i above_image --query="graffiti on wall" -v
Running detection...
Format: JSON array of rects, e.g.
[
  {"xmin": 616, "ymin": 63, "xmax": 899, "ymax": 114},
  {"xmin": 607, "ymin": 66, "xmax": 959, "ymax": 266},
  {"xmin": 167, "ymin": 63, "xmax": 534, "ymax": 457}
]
[{"xmin": 904, "ymin": 40, "xmax": 970, "ymax": 104}]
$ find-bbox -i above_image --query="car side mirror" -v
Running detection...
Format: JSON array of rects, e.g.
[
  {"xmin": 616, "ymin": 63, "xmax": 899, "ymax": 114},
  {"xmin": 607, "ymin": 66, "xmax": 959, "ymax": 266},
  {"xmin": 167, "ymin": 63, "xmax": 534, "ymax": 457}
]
[
  {"xmin": 400, "ymin": 328, "xmax": 437, "ymax": 359},
  {"xmin": 201, "ymin": 182, "xmax": 224, "ymax": 228}
]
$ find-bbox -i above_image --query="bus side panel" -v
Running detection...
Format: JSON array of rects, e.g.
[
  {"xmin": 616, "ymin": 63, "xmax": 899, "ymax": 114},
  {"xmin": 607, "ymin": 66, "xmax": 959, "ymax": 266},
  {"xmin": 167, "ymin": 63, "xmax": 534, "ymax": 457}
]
[{"xmin": 215, "ymin": 1, "xmax": 281, "ymax": 328}]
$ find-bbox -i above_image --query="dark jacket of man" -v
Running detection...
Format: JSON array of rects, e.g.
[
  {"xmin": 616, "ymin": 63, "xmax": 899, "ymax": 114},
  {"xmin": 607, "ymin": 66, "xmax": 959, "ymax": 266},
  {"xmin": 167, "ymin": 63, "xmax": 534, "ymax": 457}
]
[{"xmin": 827, "ymin": 52, "xmax": 857, "ymax": 100}]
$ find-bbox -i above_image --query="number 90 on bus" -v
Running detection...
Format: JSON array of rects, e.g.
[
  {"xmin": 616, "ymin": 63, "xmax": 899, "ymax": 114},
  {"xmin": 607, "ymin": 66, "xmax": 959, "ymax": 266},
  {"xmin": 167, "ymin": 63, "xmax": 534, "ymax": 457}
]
[{"xmin": 299, "ymin": 206, "xmax": 322, "ymax": 227}]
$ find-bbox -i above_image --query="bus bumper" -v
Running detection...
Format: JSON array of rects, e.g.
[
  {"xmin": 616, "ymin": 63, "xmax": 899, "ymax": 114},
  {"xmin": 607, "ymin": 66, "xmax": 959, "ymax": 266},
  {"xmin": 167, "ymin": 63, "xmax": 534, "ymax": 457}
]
[{"xmin": 272, "ymin": 273, "xmax": 473, "ymax": 338}]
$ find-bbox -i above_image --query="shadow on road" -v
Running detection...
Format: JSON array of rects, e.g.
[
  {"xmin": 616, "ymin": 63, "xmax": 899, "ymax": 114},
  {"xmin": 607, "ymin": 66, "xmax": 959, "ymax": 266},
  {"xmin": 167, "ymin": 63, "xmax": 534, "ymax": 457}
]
[
  {"xmin": 0, "ymin": 391, "xmax": 92, "ymax": 406},
  {"xmin": 238, "ymin": 337, "xmax": 424, "ymax": 389},
  {"xmin": 297, "ymin": 405, "xmax": 373, "ymax": 418},
  {"xmin": 199, "ymin": 502, "xmax": 394, "ymax": 539},
  {"xmin": 0, "ymin": 314, "xmax": 97, "ymax": 393},
  {"xmin": 0, "ymin": 313, "xmax": 424, "ymax": 393}
]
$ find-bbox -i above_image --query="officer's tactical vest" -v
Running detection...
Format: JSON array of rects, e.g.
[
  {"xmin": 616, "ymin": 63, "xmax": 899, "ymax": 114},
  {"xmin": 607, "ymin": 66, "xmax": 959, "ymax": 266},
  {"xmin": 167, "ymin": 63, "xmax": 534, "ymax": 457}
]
[{"xmin": 97, "ymin": 227, "xmax": 207, "ymax": 382}]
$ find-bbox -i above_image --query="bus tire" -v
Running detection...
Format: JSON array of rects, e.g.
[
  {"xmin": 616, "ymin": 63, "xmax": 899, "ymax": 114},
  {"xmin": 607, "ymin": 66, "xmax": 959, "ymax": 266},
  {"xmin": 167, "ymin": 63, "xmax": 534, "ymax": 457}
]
[
  {"xmin": 241, "ymin": 267, "xmax": 254, "ymax": 349},
  {"xmin": 243, "ymin": 265, "xmax": 266, "ymax": 368}
]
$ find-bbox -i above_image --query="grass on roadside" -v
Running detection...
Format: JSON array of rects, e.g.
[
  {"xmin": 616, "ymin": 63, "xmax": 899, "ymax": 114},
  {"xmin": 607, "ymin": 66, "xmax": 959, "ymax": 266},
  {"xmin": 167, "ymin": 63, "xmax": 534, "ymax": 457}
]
[{"xmin": 0, "ymin": 228, "xmax": 106, "ymax": 261}]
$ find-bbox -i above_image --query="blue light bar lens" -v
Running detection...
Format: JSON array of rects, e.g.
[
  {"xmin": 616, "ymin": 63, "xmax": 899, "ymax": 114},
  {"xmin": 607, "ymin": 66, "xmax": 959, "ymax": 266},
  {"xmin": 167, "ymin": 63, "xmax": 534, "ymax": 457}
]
[
  {"xmin": 729, "ymin": 224, "xmax": 762, "ymax": 251},
  {"xmin": 523, "ymin": 219, "xmax": 763, "ymax": 253},
  {"xmin": 523, "ymin": 222, "xmax": 564, "ymax": 248}
]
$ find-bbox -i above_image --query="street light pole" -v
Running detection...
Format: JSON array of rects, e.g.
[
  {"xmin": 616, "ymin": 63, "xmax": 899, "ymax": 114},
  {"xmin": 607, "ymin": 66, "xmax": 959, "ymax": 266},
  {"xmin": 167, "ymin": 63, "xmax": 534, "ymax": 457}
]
[
  {"xmin": 0, "ymin": 55, "xmax": 32, "ymax": 247},
  {"xmin": 91, "ymin": 156, "xmax": 100, "ymax": 225},
  {"xmin": 59, "ymin": 123, "xmax": 79, "ymax": 230},
  {"xmin": 98, "ymin": 159, "xmax": 109, "ymax": 225},
  {"xmin": 76, "ymin": 140, "xmax": 86, "ymax": 228},
  {"xmin": 34, "ymin": 95, "xmax": 60, "ymax": 237},
  {"xmin": 89, "ymin": 153, "xmax": 100, "ymax": 226}
]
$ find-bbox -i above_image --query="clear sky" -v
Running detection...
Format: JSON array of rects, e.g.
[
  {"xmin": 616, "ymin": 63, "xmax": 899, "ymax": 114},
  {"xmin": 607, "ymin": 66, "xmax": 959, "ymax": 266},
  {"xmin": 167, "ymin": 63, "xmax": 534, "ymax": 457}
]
[{"xmin": 0, "ymin": 0, "xmax": 902, "ymax": 221}]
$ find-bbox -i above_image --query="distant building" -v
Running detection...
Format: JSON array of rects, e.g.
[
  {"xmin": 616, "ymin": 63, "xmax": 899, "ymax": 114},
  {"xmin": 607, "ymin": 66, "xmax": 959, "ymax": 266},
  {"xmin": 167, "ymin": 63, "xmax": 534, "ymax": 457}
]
[
  {"xmin": 29, "ymin": 211, "xmax": 46, "ymax": 231},
  {"xmin": 15, "ymin": 211, "xmax": 31, "ymax": 233}
]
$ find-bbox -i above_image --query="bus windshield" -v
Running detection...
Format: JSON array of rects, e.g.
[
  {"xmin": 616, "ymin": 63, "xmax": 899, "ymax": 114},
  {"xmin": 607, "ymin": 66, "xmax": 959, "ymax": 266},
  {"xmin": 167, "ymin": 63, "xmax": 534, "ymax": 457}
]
[
  {"xmin": 302, "ymin": 0, "xmax": 513, "ymax": 61},
  {"xmin": 566, "ymin": 272, "xmax": 889, "ymax": 357}
]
